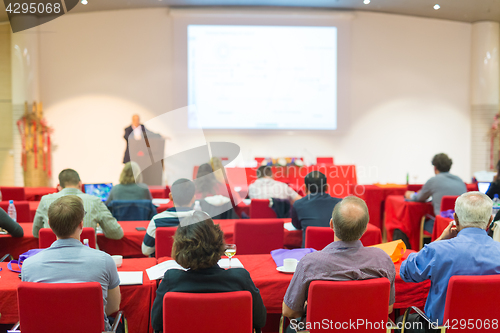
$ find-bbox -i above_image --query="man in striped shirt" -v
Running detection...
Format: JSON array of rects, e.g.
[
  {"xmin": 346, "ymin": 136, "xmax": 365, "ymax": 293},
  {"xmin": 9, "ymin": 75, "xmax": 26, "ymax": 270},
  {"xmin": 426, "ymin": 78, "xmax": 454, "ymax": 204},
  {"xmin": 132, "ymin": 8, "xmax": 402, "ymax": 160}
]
[
  {"xmin": 142, "ymin": 179, "xmax": 196, "ymax": 256},
  {"xmin": 33, "ymin": 169, "xmax": 123, "ymax": 240}
]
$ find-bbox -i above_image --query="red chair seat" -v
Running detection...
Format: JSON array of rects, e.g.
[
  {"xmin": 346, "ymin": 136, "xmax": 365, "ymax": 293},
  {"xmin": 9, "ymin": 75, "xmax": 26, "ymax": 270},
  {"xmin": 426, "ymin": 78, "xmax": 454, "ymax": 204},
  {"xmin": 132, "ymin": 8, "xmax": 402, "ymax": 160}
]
[
  {"xmin": 249, "ymin": 199, "xmax": 277, "ymax": 218},
  {"xmin": 0, "ymin": 201, "xmax": 32, "ymax": 222}
]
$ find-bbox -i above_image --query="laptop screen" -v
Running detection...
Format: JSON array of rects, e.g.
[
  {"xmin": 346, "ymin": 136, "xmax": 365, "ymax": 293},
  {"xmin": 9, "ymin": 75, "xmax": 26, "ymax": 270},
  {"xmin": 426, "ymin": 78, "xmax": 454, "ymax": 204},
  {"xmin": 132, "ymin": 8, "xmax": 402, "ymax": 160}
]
[
  {"xmin": 84, "ymin": 183, "xmax": 113, "ymax": 202},
  {"xmin": 478, "ymin": 182, "xmax": 491, "ymax": 194}
]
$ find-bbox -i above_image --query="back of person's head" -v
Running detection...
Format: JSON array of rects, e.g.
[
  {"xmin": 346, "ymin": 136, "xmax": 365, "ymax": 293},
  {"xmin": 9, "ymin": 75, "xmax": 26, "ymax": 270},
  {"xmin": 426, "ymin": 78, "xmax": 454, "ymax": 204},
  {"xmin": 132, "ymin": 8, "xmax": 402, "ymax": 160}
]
[
  {"xmin": 257, "ymin": 166, "xmax": 273, "ymax": 178},
  {"xmin": 432, "ymin": 153, "xmax": 452, "ymax": 173},
  {"xmin": 172, "ymin": 211, "xmax": 225, "ymax": 270},
  {"xmin": 48, "ymin": 195, "xmax": 85, "ymax": 238},
  {"xmin": 195, "ymin": 163, "xmax": 217, "ymax": 196},
  {"xmin": 171, "ymin": 178, "xmax": 195, "ymax": 206},
  {"xmin": 58, "ymin": 169, "xmax": 81, "ymax": 188},
  {"xmin": 331, "ymin": 196, "xmax": 369, "ymax": 242},
  {"xmin": 455, "ymin": 192, "xmax": 492, "ymax": 229},
  {"xmin": 210, "ymin": 157, "xmax": 223, "ymax": 171},
  {"xmin": 120, "ymin": 161, "xmax": 142, "ymax": 184},
  {"xmin": 305, "ymin": 171, "xmax": 328, "ymax": 194}
]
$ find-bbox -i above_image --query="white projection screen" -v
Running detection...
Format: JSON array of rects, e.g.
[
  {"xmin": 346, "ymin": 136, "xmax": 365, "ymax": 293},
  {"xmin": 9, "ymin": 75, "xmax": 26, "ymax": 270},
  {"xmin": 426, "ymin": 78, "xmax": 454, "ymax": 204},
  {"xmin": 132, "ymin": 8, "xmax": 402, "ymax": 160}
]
[{"xmin": 172, "ymin": 9, "xmax": 353, "ymax": 132}]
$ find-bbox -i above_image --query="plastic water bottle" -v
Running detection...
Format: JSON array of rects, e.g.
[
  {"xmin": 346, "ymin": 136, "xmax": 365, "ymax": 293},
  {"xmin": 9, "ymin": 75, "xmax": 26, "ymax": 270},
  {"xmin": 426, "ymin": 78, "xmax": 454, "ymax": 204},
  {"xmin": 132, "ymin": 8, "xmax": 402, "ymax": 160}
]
[
  {"xmin": 8, "ymin": 200, "xmax": 17, "ymax": 222},
  {"xmin": 492, "ymin": 194, "xmax": 500, "ymax": 218},
  {"xmin": 193, "ymin": 200, "xmax": 202, "ymax": 211},
  {"xmin": 83, "ymin": 239, "xmax": 89, "ymax": 247}
]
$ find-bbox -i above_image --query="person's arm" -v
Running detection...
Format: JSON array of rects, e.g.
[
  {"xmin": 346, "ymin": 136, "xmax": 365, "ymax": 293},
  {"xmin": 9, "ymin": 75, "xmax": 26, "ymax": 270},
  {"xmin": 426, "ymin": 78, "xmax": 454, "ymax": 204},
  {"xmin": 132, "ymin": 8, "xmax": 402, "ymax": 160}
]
[
  {"xmin": 32, "ymin": 198, "xmax": 48, "ymax": 238},
  {"xmin": 0, "ymin": 208, "xmax": 23, "ymax": 237},
  {"xmin": 282, "ymin": 260, "xmax": 309, "ymax": 319},
  {"xmin": 399, "ymin": 246, "xmax": 435, "ymax": 283},
  {"xmin": 285, "ymin": 185, "xmax": 301, "ymax": 205},
  {"xmin": 282, "ymin": 302, "xmax": 304, "ymax": 319},
  {"xmin": 290, "ymin": 205, "xmax": 301, "ymax": 230},
  {"xmin": 105, "ymin": 286, "xmax": 121, "ymax": 316},
  {"xmin": 435, "ymin": 221, "xmax": 458, "ymax": 241},
  {"xmin": 142, "ymin": 219, "xmax": 156, "ymax": 256},
  {"xmin": 94, "ymin": 201, "xmax": 124, "ymax": 240},
  {"xmin": 414, "ymin": 179, "xmax": 434, "ymax": 202}
]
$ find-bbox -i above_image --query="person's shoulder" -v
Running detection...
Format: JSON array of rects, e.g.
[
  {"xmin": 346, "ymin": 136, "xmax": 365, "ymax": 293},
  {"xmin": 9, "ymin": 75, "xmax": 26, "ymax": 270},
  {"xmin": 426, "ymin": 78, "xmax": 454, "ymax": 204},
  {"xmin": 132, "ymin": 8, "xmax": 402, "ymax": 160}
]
[{"xmin": 361, "ymin": 246, "xmax": 395, "ymax": 263}]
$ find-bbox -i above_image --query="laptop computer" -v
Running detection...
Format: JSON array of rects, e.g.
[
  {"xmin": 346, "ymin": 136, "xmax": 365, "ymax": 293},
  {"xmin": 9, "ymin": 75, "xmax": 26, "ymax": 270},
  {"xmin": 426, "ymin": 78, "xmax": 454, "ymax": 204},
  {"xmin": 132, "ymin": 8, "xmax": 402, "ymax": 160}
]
[{"xmin": 84, "ymin": 183, "xmax": 113, "ymax": 202}]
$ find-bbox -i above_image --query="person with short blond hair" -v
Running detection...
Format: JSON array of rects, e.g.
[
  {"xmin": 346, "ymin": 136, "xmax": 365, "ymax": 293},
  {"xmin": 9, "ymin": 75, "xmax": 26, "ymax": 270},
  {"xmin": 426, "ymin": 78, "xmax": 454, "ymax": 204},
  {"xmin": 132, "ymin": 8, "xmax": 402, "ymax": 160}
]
[
  {"xmin": 399, "ymin": 192, "xmax": 500, "ymax": 332},
  {"xmin": 22, "ymin": 195, "xmax": 122, "ymax": 332}
]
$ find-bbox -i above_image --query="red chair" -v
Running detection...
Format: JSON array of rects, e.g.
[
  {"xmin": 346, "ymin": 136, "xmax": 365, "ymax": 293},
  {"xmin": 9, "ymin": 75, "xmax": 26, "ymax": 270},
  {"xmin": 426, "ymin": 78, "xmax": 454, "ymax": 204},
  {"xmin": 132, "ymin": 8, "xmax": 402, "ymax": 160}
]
[
  {"xmin": 249, "ymin": 199, "xmax": 277, "ymax": 218},
  {"xmin": 300, "ymin": 279, "xmax": 391, "ymax": 333},
  {"xmin": 305, "ymin": 227, "xmax": 334, "ymax": 250},
  {"xmin": 0, "ymin": 201, "xmax": 32, "ymax": 222},
  {"xmin": 0, "ymin": 187, "xmax": 26, "ymax": 201},
  {"xmin": 316, "ymin": 157, "xmax": 334, "ymax": 165},
  {"xmin": 155, "ymin": 227, "xmax": 177, "ymax": 259},
  {"xmin": 12, "ymin": 281, "xmax": 122, "ymax": 333},
  {"xmin": 163, "ymin": 291, "xmax": 252, "ymax": 333},
  {"xmin": 39, "ymin": 228, "xmax": 96, "ymax": 249},
  {"xmin": 254, "ymin": 157, "xmax": 266, "ymax": 165},
  {"xmin": 405, "ymin": 275, "xmax": 500, "ymax": 332},
  {"xmin": 440, "ymin": 195, "xmax": 459, "ymax": 212},
  {"xmin": 407, "ymin": 184, "xmax": 423, "ymax": 192},
  {"xmin": 234, "ymin": 219, "xmax": 284, "ymax": 255}
]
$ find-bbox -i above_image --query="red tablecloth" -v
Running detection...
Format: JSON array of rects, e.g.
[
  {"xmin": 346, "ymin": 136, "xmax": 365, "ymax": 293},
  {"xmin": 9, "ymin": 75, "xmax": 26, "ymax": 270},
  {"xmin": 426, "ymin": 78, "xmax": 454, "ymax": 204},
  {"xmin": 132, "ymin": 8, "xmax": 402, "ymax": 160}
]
[
  {"xmin": 23, "ymin": 187, "xmax": 57, "ymax": 201},
  {"xmin": 159, "ymin": 251, "xmax": 429, "ymax": 313},
  {"xmin": 431, "ymin": 215, "xmax": 453, "ymax": 242},
  {"xmin": 384, "ymin": 195, "xmax": 434, "ymax": 250},
  {"xmin": 349, "ymin": 185, "xmax": 407, "ymax": 230},
  {"xmin": 0, "ymin": 224, "xmax": 38, "ymax": 258},
  {"xmin": 283, "ymin": 223, "xmax": 382, "ymax": 249},
  {"xmin": 0, "ymin": 258, "xmax": 157, "ymax": 333}
]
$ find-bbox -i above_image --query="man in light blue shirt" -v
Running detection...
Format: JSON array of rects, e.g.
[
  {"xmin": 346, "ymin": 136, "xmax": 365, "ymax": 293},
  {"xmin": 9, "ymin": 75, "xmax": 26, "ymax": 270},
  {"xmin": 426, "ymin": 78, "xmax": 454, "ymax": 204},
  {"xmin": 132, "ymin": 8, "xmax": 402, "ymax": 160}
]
[{"xmin": 399, "ymin": 192, "xmax": 500, "ymax": 332}]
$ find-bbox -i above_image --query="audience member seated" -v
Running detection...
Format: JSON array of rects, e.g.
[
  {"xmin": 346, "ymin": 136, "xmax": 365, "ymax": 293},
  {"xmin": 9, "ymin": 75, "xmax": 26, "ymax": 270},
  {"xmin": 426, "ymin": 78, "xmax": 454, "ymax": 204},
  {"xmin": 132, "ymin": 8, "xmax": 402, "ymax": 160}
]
[
  {"xmin": 0, "ymin": 207, "xmax": 23, "ymax": 237},
  {"xmin": 33, "ymin": 169, "xmax": 123, "ymax": 240},
  {"xmin": 210, "ymin": 156, "xmax": 226, "ymax": 184},
  {"xmin": 402, "ymin": 153, "xmax": 466, "ymax": 239},
  {"xmin": 150, "ymin": 211, "xmax": 267, "ymax": 333},
  {"xmin": 282, "ymin": 196, "xmax": 395, "ymax": 331},
  {"xmin": 291, "ymin": 171, "xmax": 342, "ymax": 247},
  {"xmin": 22, "ymin": 195, "xmax": 123, "ymax": 332},
  {"xmin": 142, "ymin": 179, "xmax": 196, "ymax": 257},
  {"xmin": 486, "ymin": 159, "xmax": 500, "ymax": 200},
  {"xmin": 105, "ymin": 162, "xmax": 152, "ymax": 205},
  {"xmin": 248, "ymin": 166, "xmax": 302, "ymax": 204},
  {"xmin": 399, "ymin": 192, "xmax": 500, "ymax": 332}
]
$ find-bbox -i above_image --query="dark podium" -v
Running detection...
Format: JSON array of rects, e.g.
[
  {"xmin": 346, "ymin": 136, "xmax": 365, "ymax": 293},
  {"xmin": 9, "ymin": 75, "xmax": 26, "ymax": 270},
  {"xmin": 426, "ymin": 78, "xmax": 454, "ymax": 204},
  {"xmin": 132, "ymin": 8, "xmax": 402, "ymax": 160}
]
[{"xmin": 127, "ymin": 133, "xmax": 165, "ymax": 186}]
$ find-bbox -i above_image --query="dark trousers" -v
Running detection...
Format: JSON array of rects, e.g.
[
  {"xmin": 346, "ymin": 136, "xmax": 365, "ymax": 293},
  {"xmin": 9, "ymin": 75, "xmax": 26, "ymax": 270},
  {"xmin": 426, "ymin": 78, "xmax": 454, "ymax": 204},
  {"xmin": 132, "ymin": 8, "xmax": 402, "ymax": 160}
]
[{"xmin": 395, "ymin": 313, "xmax": 440, "ymax": 333}]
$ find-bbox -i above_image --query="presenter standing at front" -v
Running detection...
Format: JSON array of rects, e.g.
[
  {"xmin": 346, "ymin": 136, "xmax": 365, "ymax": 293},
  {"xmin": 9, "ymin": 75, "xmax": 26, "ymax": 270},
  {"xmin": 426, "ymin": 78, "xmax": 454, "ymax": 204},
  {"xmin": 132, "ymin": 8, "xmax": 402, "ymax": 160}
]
[{"xmin": 123, "ymin": 114, "xmax": 147, "ymax": 164}]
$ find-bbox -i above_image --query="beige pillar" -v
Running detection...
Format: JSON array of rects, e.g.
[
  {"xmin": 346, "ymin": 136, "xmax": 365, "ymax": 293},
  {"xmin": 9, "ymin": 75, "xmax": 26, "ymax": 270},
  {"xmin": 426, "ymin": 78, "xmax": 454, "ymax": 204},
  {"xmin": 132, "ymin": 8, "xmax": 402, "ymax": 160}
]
[{"xmin": 470, "ymin": 22, "xmax": 500, "ymax": 174}]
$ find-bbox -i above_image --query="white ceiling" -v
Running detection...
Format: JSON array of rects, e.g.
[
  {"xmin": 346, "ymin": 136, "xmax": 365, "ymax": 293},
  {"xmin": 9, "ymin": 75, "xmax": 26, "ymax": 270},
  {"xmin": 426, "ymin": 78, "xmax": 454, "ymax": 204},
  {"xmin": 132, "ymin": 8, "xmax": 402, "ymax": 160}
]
[{"xmin": 1, "ymin": 0, "xmax": 499, "ymax": 26}]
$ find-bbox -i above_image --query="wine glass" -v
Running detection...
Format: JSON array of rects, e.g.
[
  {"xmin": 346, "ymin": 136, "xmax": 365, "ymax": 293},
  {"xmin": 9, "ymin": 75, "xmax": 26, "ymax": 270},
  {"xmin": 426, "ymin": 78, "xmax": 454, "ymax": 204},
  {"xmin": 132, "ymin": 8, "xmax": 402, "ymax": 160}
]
[{"xmin": 225, "ymin": 244, "xmax": 237, "ymax": 268}]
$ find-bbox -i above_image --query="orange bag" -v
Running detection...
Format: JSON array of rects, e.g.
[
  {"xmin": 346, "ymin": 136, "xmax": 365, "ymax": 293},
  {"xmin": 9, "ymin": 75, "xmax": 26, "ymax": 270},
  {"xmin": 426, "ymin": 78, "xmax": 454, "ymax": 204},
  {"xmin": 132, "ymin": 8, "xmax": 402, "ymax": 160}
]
[{"xmin": 369, "ymin": 240, "xmax": 406, "ymax": 263}]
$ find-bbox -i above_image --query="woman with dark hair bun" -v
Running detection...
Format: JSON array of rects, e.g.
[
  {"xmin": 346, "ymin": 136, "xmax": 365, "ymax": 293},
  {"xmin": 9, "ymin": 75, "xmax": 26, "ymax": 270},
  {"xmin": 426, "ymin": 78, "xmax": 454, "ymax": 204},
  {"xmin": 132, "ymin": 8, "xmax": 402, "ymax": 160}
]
[{"xmin": 150, "ymin": 212, "xmax": 266, "ymax": 332}]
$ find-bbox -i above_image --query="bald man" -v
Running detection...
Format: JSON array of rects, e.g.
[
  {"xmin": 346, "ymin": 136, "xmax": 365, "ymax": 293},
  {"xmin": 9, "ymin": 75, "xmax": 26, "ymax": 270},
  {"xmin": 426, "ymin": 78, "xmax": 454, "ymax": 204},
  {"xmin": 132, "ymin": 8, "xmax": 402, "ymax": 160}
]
[
  {"xmin": 123, "ymin": 114, "xmax": 147, "ymax": 163},
  {"xmin": 282, "ymin": 196, "xmax": 396, "ymax": 332}
]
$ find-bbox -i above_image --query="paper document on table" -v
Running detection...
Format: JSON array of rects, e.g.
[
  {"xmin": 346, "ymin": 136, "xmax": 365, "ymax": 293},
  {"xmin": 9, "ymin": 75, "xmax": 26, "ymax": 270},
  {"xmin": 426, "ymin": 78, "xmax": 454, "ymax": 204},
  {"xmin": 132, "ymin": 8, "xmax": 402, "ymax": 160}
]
[
  {"xmin": 218, "ymin": 258, "xmax": 244, "ymax": 269},
  {"xmin": 284, "ymin": 222, "xmax": 297, "ymax": 231},
  {"xmin": 118, "ymin": 271, "xmax": 143, "ymax": 285},
  {"xmin": 152, "ymin": 198, "xmax": 170, "ymax": 206},
  {"xmin": 146, "ymin": 260, "xmax": 187, "ymax": 280}
]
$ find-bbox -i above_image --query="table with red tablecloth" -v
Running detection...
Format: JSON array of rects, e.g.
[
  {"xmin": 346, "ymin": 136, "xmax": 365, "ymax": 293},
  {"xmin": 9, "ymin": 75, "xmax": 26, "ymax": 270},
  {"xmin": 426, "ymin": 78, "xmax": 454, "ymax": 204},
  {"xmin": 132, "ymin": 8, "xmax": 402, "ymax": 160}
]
[
  {"xmin": 431, "ymin": 215, "xmax": 453, "ymax": 242},
  {"xmin": 158, "ymin": 251, "xmax": 429, "ymax": 313},
  {"xmin": 283, "ymin": 222, "xmax": 382, "ymax": 249},
  {"xmin": 349, "ymin": 184, "xmax": 407, "ymax": 230},
  {"xmin": 0, "ymin": 258, "xmax": 157, "ymax": 333},
  {"xmin": 384, "ymin": 195, "xmax": 434, "ymax": 250},
  {"xmin": 23, "ymin": 187, "xmax": 57, "ymax": 201}
]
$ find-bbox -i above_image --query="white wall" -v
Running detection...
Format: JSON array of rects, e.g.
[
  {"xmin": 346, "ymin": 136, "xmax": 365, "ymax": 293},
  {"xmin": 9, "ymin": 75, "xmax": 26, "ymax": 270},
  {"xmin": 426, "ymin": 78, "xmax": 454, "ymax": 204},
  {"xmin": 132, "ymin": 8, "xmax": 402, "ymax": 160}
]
[{"xmin": 37, "ymin": 8, "xmax": 472, "ymax": 185}]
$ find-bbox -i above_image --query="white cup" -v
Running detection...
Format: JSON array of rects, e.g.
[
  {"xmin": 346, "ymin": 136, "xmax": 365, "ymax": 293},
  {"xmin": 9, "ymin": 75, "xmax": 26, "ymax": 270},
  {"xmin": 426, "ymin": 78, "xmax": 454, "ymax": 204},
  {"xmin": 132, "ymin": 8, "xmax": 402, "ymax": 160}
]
[
  {"xmin": 283, "ymin": 258, "xmax": 298, "ymax": 272},
  {"xmin": 111, "ymin": 255, "xmax": 123, "ymax": 268}
]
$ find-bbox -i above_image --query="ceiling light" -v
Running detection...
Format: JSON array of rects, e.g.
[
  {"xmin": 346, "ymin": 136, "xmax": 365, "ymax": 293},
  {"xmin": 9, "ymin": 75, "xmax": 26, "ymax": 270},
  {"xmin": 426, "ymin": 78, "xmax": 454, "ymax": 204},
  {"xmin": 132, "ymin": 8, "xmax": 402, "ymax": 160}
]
[
  {"xmin": 433, "ymin": 4, "xmax": 440, "ymax": 10},
  {"xmin": 363, "ymin": 0, "xmax": 370, "ymax": 4},
  {"xmin": 81, "ymin": 0, "xmax": 88, "ymax": 4}
]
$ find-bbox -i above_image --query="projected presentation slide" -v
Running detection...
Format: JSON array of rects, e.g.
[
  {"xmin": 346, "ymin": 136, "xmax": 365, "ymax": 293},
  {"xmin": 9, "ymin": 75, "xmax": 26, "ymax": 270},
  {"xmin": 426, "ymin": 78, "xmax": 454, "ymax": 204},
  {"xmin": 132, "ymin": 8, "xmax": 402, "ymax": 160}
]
[{"xmin": 187, "ymin": 25, "xmax": 338, "ymax": 130}]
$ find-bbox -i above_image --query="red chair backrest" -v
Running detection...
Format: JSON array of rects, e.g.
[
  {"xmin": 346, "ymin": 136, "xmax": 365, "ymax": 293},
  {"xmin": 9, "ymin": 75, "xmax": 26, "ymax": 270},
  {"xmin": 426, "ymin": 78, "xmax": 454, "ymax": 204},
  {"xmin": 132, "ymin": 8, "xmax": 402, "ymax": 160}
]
[
  {"xmin": 0, "ymin": 187, "xmax": 26, "ymax": 201},
  {"xmin": 307, "ymin": 278, "xmax": 390, "ymax": 333},
  {"xmin": 163, "ymin": 291, "xmax": 252, "ymax": 333},
  {"xmin": 234, "ymin": 219, "xmax": 284, "ymax": 255},
  {"xmin": 305, "ymin": 227, "xmax": 334, "ymax": 250},
  {"xmin": 155, "ymin": 227, "xmax": 177, "ymax": 259},
  {"xmin": 316, "ymin": 157, "xmax": 334, "ymax": 165},
  {"xmin": 249, "ymin": 199, "xmax": 277, "ymax": 218},
  {"xmin": 254, "ymin": 157, "xmax": 265, "ymax": 165},
  {"xmin": 0, "ymin": 201, "xmax": 31, "ymax": 222},
  {"xmin": 39, "ymin": 228, "xmax": 96, "ymax": 249},
  {"xmin": 440, "ymin": 195, "xmax": 459, "ymax": 212},
  {"xmin": 17, "ymin": 281, "xmax": 104, "ymax": 333},
  {"xmin": 407, "ymin": 184, "xmax": 423, "ymax": 192},
  {"xmin": 443, "ymin": 275, "xmax": 500, "ymax": 331}
]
